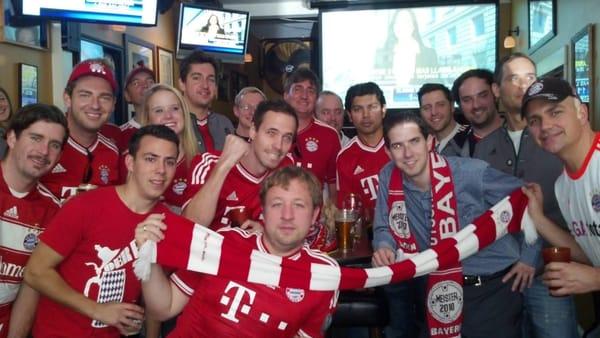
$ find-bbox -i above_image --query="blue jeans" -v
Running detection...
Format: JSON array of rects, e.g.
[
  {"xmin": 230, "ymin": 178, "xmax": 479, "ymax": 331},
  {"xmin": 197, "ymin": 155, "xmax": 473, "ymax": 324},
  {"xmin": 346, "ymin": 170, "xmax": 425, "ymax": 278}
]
[
  {"xmin": 522, "ymin": 275, "xmax": 579, "ymax": 338},
  {"xmin": 383, "ymin": 278, "xmax": 426, "ymax": 338}
]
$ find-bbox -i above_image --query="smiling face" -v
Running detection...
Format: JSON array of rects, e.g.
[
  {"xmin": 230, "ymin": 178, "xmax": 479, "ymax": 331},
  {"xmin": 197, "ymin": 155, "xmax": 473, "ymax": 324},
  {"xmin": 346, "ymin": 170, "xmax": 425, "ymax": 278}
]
[
  {"xmin": 284, "ymin": 80, "xmax": 317, "ymax": 121},
  {"xmin": 234, "ymin": 92, "xmax": 265, "ymax": 130},
  {"xmin": 147, "ymin": 90, "xmax": 185, "ymax": 136},
  {"xmin": 262, "ymin": 178, "xmax": 319, "ymax": 256},
  {"xmin": 125, "ymin": 135, "xmax": 178, "ymax": 201},
  {"xmin": 179, "ymin": 62, "xmax": 217, "ymax": 110},
  {"xmin": 6, "ymin": 120, "xmax": 65, "ymax": 182},
  {"xmin": 64, "ymin": 76, "xmax": 115, "ymax": 133},
  {"xmin": 0, "ymin": 91, "xmax": 11, "ymax": 122},
  {"xmin": 315, "ymin": 94, "xmax": 344, "ymax": 133},
  {"xmin": 385, "ymin": 122, "xmax": 433, "ymax": 188},
  {"xmin": 249, "ymin": 111, "xmax": 296, "ymax": 171},
  {"xmin": 458, "ymin": 77, "xmax": 498, "ymax": 129},
  {"xmin": 419, "ymin": 89, "xmax": 454, "ymax": 137}
]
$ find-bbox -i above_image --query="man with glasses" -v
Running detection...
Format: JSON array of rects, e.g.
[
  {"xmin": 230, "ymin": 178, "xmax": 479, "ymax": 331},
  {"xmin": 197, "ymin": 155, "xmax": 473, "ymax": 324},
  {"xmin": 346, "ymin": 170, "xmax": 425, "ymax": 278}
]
[
  {"xmin": 118, "ymin": 63, "xmax": 156, "ymax": 152},
  {"xmin": 232, "ymin": 87, "xmax": 266, "ymax": 142},
  {"xmin": 283, "ymin": 68, "xmax": 341, "ymax": 202},
  {"xmin": 40, "ymin": 59, "xmax": 120, "ymax": 201},
  {"xmin": 473, "ymin": 54, "xmax": 578, "ymax": 338}
]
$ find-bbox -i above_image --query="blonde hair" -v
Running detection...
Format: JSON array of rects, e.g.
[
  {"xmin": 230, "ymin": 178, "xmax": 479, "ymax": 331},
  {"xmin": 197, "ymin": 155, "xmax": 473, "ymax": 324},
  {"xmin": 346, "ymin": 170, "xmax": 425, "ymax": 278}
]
[{"xmin": 140, "ymin": 84, "xmax": 198, "ymax": 167}]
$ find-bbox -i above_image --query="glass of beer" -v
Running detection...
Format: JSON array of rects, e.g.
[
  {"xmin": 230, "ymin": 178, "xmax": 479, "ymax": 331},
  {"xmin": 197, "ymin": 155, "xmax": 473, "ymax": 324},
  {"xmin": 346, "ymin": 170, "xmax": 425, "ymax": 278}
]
[
  {"xmin": 542, "ymin": 247, "xmax": 571, "ymax": 264},
  {"xmin": 335, "ymin": 208, "xmax": 356, "ymax": 252}
]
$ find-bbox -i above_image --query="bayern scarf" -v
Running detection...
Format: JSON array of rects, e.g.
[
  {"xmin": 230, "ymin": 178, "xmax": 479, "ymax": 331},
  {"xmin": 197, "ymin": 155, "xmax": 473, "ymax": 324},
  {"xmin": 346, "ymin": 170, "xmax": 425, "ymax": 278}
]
[
  {"xmin": 387, "ymin": 152, "xmax": 463, "ymax": 338},
  {"xmin": 134, "ymin": 190, "xmax": 537, "ymax": 291}
]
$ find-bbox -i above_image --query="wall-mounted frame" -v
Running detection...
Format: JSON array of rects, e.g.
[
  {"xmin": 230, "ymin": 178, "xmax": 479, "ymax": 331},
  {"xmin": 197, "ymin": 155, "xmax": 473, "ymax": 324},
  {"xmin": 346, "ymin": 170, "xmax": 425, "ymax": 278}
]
[
  {"xmin": 124, "ymin": 34, "xmax": 155, "ymax": 74},
  {"xmin": 528, "ymin": 0, "xmax": 556, "ymax": 53},
  {"xmin": 18, "ymin": 63, "xmax": 38, "ymax": 107},
  {"xmin": 157, "ymin": 47, "xmax": 174, "ymax": 86},
  {"xmin": 571, "ymin": 24, "xmax": 594, "ymax": 111},
  {"xmin": 1, "ymin": 3, "xmax": 48, "ymax": 49}
]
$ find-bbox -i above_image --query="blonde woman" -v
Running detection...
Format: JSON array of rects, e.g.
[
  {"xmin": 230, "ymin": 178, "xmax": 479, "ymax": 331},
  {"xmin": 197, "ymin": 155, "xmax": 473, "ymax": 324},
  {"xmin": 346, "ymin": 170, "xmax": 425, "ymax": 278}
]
[{"xmin": 121, "ymin": 84, "xmax": 198, "ymax": 211}]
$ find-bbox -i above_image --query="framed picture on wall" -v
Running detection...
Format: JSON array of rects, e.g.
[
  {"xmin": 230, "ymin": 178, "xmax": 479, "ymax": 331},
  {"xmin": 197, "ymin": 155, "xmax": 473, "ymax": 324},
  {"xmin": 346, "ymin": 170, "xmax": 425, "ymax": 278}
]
[
  {"xmin": 124, "ymin": 34, "xmax": 155, "ymax": 74},
  {"xmin": 571, "ymin": 24, "xmax": 594, "ymax": 109},
  {"xmin": 157, "ymin": 47, "xmax": 174, "ymax": 86},
  {"xmin": 18, "ymin": 63, "xmax": 38, "ymax": 107},
  {"xmin": 528, "ymin": 0, "xmax": 556, "ymax": 53}
]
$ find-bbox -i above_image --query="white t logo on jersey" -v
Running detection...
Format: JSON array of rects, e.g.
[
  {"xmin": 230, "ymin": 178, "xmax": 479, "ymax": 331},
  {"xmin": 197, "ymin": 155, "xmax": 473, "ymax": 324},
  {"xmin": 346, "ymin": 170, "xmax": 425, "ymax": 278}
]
[
  {"xmin": 360, "ymin": 175, "xmax": 379, "ymax": 201},
  {"xmin": 220, "ymin": 281, "xmax": 256, "ymax": 323}
]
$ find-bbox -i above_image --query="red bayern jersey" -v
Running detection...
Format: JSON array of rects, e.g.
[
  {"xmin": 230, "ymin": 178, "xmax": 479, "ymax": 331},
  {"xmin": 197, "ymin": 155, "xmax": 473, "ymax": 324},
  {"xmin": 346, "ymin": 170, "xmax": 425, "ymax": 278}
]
[
  {"xmin": 293, "ymin": 118, "xmax": 341, "ymax": 186},
  {"xmin": 184, "ymin": 152, "xmax": 294, "ymax": 230},
  {"xmin": 196, "ymin": 117, "xmax": 215, "ymax": 153},
  {"xmin": 169, "ymin": 227, "xmax": 338, "ymax": 338},
  {"xmin": 41, "ymin": 134, "xmax": 120, "ymax": 201},
  {"xmin": 118, "ymin": 118, "xmax": 141, "ymax": 153},
  {"xmin": 33, "ymin": 187, "xmax": 172, "ymax": 338},
  {"xmin": 99, "ymin": 123, "xmax": 122, "ymax": 150},
  {"xmin": 336, "ymin": 136, "xmax": 389, "ymax": 211},
  {"xmin": 0, "ymin": 167, "xmax": 60, "ymax": 334}
]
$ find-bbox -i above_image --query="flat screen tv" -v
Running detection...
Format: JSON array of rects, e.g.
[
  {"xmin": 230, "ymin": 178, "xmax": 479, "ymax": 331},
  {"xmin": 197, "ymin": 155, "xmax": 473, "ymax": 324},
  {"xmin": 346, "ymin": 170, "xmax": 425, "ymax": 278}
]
[
  {"xmin": 320, "ymin": 2, "xmax": 498, "ymax": 109},
  {"xmin": 176, "ymin": 3, "xmax": 250, "ymax": 64},
  {"xmin": 20, "ymin": 0, "xmax": 158, "ymax": 26}
]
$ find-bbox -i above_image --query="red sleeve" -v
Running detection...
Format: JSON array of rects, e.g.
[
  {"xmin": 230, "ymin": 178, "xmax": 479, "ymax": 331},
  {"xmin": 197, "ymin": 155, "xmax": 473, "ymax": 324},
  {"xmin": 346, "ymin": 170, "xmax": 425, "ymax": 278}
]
[
  {"xmin": 325, "ymin": 133, "xmax": 342, "ymax": 184},
  {"xmin": 170, "ymin": 269, "xmax": 203, "ymax": 297},
  {"xmin": 39, "ymin": 195, "xmax": 86, "ymax": 258},
  {"xmin": 336, "ymin": 154, "xmax": 350, "ymax": 208},
  {"xmin": 181, "ymin": 153, "xmax": 219, "ymax": 207},
  {"xmin": 118, "ymin": 152, "xmax": 128, "ymax": 185},
  {"xmin": 298, "ymin": 290, "xmax": 338, "ymax": 338}
]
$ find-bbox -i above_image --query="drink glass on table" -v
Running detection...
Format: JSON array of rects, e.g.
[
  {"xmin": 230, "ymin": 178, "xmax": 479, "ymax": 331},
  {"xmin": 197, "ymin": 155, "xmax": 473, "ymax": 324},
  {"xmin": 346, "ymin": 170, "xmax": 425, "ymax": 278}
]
[{"xmin": 335, "ymin": 208, "xmax": 356, "ymax": 252}]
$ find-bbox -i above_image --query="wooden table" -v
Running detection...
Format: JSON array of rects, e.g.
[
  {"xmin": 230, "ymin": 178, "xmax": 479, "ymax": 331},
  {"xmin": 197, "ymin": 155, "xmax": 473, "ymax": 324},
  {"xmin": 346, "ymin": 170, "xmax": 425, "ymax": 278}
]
[{"xmin": 329, "ymin": 229, "xmax": 373, "ymax": 267}]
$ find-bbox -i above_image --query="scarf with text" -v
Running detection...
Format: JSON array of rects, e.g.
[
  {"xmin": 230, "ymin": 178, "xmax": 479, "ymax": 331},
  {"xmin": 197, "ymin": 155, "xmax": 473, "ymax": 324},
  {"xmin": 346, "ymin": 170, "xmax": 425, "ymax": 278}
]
[
  {"xmin": 387, "ymin": 152, "xmax": 462, "ymax": 338},
  {"xmin": 134, "ymin": 190, "xmax": 537, "ymax": 294}
]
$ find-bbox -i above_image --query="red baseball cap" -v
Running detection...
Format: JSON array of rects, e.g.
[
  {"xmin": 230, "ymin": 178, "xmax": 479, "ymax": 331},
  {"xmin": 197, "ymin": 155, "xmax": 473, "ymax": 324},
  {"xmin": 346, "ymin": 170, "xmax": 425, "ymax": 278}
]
[
  {"xmin": 67, "ymin": 59, "xmax": 118, "ymax": 94},
  {"xmin": 125, "ymin": 62, "xmax": 155, "ymax": 87}
]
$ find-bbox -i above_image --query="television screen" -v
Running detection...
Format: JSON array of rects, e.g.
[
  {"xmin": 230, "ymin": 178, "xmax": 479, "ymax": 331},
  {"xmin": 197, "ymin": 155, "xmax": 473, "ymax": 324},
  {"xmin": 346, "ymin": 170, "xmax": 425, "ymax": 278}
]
[
  {"xmin": 177, "ymin": 3, "xmax": 249, "ymax": 62},
  {"xmin": 321, "ymin": 3, "xmax": 497, "ymax": 109},
  {"xmin": 20, "ymin": 0, "xmax": 158, "ymax": 26}
]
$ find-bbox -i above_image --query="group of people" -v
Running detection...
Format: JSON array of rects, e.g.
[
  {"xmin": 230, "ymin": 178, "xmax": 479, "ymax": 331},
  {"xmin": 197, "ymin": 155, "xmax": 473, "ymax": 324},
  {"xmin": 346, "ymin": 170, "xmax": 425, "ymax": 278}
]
[{"xmin": 0, "ymin": 46, "xmax": 597, "ymax": 338}]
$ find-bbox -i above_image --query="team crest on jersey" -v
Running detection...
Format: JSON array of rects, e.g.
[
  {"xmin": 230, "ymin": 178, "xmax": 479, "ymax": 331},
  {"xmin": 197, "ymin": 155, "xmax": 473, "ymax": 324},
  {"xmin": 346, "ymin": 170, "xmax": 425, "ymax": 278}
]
[
  {"xmin": 305, "ymin": 137, "xmax": 319, "ymax": 152},
  {"xmin": 285, "ymin": 288, "xmax": 305, "ymax": 303},
  {"xmin": 172, "ymin": 178, "xmax": 188, "ymax": 195},
  {"xmin": 592, "ymin": 193, "xmax": 600, "ymax": 212},
  {"xmin": 99, "ymin": 165, "xmax": 110, "ymax": 184},
  {"xmin": 500, "ymin": 210, "xmax": 511, "ymax": 224},
  {"xmin": 23, "ymin": 232, "xmax": 39, "ymax": 251},
  {"xmin": 427, "ymin": 280, "xmax": 463, "ymax": 324},
  {"xmin": 389, "ymin": 201, "xmax": 410, "ymax": 238}
]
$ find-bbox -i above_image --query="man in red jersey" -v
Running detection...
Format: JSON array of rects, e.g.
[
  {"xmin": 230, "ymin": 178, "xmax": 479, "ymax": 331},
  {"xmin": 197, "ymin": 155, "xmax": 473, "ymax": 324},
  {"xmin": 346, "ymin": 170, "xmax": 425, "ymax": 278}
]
[
  {"xmin": 183, "ymin": 100, "xmax": 296, "ymax": 231},
  {"xmin": 283, "ymin": 68, "xmax": 341, "ymax": 203},
  {"xmin": 118, "ymin": 63, "xmax": 156, "ymax": 152},
  {"xmin": 178, "ymin": 51, "xmax": 234, "ymax": 153},
  {"xmin": 0, "ymin": 104, "xmax": 66, "ymax": 338},
  {"xmin": 25, "ymin": 125, "xmax": 179, "ymax": 337},
  {"xmin": 40, "ymin": 58, "xmax": 121, "ymax": 201},
  {"xmin": 336, "ymin": 82, "xmax": 389, "ymax": 213},
  {"xmin": 139, "ymin": 165, "xmax": 338, "ymax": 338}
]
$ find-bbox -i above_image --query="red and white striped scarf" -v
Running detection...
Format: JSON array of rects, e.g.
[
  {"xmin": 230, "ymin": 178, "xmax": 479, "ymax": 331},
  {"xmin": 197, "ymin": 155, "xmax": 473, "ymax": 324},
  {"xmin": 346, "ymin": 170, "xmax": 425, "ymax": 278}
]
[{"xmin": 135, "ymin": 189, "xmax": 537, "ymax": 291}]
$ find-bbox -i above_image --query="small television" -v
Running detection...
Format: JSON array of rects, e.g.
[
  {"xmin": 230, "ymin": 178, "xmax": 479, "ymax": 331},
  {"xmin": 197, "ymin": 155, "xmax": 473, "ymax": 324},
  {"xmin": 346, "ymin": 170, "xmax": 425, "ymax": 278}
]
[
  {"xmin": 19, "ymin": 0, "xmax": 158, "ymax": 26},
  {"xmin": 176, "ymin": 3, "xmax": 250, "ymax": 64}
]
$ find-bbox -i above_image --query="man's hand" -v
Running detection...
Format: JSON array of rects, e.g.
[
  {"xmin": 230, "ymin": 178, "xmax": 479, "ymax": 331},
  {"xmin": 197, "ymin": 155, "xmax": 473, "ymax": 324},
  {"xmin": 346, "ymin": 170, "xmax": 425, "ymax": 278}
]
[
  {"xmin": 522, "ymin": 183, "xmax": 545, "ymax": 223},
  {"xmin": 372, "ymin": 247, "xmax": 396, "ymax": 267},
  {"xmin": 240, "ymin": 220, "xmax": 264, "ymax": 233},
  {"xmin": 502, "ymin": 261, "xmax": 535, "ymax": 292},
  {"xmin": 219, "ymin": 134, "xmax": 250, "ymax": 168},
  {"xmin": 92, "ymin": 302, "xmax": 144, "ymax": 336},
  {"xmin": 135, "ymin": 213, "xmax": 167, "ymax": 248},
  {"xmin": 543, "ymin": 261, "xmax": 600, "ymax": 296}
]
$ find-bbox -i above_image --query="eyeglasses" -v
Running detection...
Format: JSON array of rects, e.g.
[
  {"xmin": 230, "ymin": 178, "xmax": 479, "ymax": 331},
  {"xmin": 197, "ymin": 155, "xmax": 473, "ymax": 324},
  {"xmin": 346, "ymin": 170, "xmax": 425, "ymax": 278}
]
[
  {"xmin": 129, "ymin": 79, "xmax": 155, "ymax": 88},
  {"xmin": 82, "ymin": 148, "xmax": 94, "ymax": 184},
  {"xmin": 238, "ymin": 104, "xmax": 257, "ymax": 112}
]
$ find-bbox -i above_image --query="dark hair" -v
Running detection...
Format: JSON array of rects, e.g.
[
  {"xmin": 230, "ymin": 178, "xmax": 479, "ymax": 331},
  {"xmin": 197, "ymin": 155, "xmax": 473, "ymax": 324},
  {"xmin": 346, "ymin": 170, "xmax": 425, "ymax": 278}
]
[
  {"xmin": 178, "ymin": 51, "xmax": 220, "ymax": 83},
  {"xmin": 451, "ymin": 69, "xmax": 494, "ymax": 107},
  {"xmin": 417, "ymin": 83, "xmax": 453, "ymax": 106},
  {"xmin": 383, "ymin": 111, "xmax": 430, "ymax": 148},
  {"xmin": 260, "ymin": 166, "xmax": 322, "ymax": 209},
  {"xmin": 0, "ymin": 86, "xmax": 14, "ymax": 127},
  {"xmin": 128, "ymin": 125, "xmax": 180, "ymax": 158},
  {"xmin": 344, "ymin": 82, "xmax": 386, "ymax": 111},
  {"xmin": 494, "ymin": 53, "xmax": 536, "ymax": 84},
  {"xmin": 252, "ymin": 99, "xmax": 298, "ymax": 135},
  {"xmin": 283, "ymin": 67, "xmax": 320, "ymax": 94},
  {"xmin": 8, "ymin": 103, "xmax": 68, "ymax": 146}
]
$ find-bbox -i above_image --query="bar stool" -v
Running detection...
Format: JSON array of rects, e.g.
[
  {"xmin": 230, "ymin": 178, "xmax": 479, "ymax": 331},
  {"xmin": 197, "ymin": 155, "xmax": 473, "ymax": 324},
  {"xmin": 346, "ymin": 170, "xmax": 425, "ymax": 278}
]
[{"xmin": 328, "ymin": 287, "xmax": 390, "ymax": 338}]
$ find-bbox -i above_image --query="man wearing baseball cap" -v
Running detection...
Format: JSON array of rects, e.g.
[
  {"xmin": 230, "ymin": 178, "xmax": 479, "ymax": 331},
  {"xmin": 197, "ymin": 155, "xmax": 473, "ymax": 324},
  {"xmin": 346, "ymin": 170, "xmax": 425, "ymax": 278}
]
[
  {"xmin": 40, "ymin": 58, "xmax": 120, "ymax": 201},
  {"xmin": 522, "ymin": 77, "xmax": 600, "ymax": 296},
  {"xmin": 118, "ymin": 62, "xmax": 156, "ymax": 152}
]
